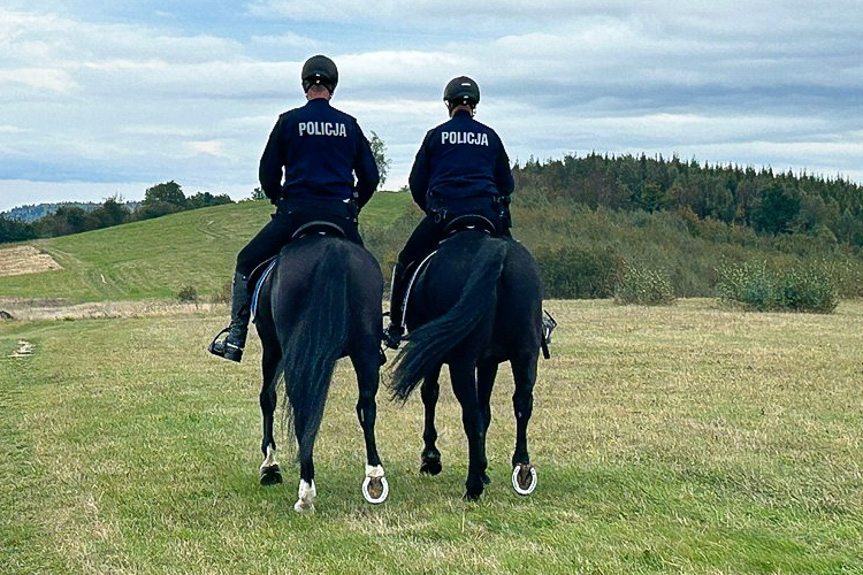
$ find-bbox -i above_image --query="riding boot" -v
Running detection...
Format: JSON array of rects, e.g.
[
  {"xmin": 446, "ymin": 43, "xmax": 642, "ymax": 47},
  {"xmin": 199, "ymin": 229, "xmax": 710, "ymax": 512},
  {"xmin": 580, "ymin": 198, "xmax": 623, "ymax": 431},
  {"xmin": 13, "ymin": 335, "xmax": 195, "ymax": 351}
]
[
  {"xmin": 208, "ymin": 271, "xmax": 252, "ymax": 362},
  {"xmin": 383, "ymin": 262, "xmax": 407, "ymax": 349}
]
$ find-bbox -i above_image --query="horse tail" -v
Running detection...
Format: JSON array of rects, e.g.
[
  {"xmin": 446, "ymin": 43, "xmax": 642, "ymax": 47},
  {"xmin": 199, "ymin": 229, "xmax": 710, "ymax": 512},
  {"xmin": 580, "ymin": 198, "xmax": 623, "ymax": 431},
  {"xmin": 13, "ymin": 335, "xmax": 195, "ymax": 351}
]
[
  {"xmin": 278, "ymin": 244, "xmax": 349, "ymax": 463},
  {"xmin": 391, "ymin": 237, "xmax": 509, "ymax": 401}
]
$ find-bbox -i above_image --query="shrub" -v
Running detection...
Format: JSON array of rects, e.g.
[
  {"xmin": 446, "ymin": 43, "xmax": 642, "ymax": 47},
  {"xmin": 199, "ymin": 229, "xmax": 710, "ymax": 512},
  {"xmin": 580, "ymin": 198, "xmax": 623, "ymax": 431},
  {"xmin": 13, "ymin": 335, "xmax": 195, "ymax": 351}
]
[
  {"xmin": 614, "ymin": 263, "xmax": 676, "ymax": 306},
  {"xmin": 715, "ymin": 260, "xmax": 838, "ymax": 313},
  {"xmin": 211, "ymin": 280, "xmax": 232, "ymax": 304},
  {"xmin": 177, "ymin": 285, "xmax": 199, "ymax": 304},
  {"xmin": 831, "ymin": 256, "xmax": 863, "ymax": 298},
  {"xmin": 535, "ymin": 246, "xmax": 623, "ymax": 299}
]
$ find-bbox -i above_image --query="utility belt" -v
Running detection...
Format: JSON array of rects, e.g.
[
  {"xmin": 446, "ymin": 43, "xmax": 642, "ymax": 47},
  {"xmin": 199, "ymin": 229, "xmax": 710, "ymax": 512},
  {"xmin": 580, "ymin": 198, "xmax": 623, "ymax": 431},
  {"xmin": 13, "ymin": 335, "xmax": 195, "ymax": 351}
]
[
  {"xmin": 277, "ymin": 195, "xmax": 359, "ymax": 222},
  {"xmin": 428, "ymin": 195, "xmax": 511, "ymax": 229}
]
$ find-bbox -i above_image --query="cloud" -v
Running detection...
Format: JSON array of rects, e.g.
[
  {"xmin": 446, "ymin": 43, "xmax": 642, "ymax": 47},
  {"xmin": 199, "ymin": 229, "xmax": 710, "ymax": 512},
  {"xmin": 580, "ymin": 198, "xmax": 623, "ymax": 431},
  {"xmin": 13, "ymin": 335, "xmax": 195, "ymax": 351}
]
[
  {"xmin": 250, "ymin": 32, "xmax": 322, "ymax": 50},
  {"xmin": 0, "ymin": 1, "xmax": 861, "ymax": 213},
  {"xmin": 0, "ymin": 67, "xmax": 77, "ymax": 94},
  {"xmin": 186, "ymin": 140, "xmax": 229, "ymax": 157}
]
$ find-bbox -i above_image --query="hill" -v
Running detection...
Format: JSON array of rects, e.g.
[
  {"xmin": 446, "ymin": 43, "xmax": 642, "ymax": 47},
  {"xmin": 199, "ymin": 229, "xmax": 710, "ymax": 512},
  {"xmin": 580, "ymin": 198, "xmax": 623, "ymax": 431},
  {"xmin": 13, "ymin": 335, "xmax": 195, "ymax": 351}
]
[
  {"xmin": 1, "ymin": 180, "xmax": 862, "ymax": 304},
  {"xmin": 0, "ymin": 193, "xmax": 415, "ymax": 302}
]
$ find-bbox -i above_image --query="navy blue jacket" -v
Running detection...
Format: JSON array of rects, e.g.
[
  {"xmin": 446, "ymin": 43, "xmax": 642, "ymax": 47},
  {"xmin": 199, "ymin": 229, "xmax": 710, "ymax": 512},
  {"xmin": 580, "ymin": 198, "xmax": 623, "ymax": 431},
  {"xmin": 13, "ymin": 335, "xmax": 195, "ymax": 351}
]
[
  {"xmin": 259, "ymin": 99, "xmax": 379, "ymax": 208},
  {"xmin": 409, "ymin": 110, "xmax": 514, "ymax": 214}
]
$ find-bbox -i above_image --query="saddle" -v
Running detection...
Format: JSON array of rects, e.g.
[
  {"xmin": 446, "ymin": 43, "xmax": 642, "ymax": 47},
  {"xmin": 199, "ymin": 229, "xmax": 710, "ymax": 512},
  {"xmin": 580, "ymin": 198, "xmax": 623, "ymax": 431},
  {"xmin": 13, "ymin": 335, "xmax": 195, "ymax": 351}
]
[
  {"xmin": 399, "ymin": 214, "xmax": 498, "ymax": 326},
  {"xmin": 249, "ymin": 223, "xmax": 347, "ymax": 322},
  {"xmin": 291, "ymin": 220, "xmax": 347, "ymax": 241},
  {"xmin": 441, "ymin": 214, "xmax": 497, "ymax": 238}
]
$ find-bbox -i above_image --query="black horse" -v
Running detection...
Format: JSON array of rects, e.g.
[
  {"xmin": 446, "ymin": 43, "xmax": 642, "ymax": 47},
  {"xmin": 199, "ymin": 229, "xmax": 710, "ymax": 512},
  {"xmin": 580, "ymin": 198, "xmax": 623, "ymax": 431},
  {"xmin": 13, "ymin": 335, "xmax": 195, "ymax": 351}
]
[
  {"xmin": 390, "ymin": 229, "xmax": 543, "ymax": 500},
  {"xmin": 253, "ymin": 233, "xmax": 389, "ymax": 512}
]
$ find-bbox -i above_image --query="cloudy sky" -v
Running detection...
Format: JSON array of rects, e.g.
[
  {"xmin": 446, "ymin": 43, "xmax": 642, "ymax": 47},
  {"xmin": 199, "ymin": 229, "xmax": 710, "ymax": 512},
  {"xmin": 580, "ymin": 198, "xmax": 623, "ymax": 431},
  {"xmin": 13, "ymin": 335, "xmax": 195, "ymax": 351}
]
[{"xmin": 1, "ymin": 0, "xmax": 861, "ymax": 213}]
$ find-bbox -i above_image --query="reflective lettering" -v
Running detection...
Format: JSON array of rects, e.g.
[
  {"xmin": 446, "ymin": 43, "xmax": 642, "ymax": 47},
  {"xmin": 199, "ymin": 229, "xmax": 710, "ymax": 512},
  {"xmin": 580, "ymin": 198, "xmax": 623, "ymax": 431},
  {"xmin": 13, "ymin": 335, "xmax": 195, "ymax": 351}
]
[
  {"xmin": 299, "ymin": 122, "xmax": 347, "ymax": 137},
  {"xmin": 441, "ymin": 131, "xmax": 489, "ymax": 146}
]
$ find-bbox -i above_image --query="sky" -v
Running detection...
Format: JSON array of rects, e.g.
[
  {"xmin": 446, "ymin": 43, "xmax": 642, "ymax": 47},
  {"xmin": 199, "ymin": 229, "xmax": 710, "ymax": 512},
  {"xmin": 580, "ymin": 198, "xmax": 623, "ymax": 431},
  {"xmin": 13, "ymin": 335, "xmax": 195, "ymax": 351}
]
[{"xmin": 1, "ymin": 0, "xmax": 862, "ymax": 213}]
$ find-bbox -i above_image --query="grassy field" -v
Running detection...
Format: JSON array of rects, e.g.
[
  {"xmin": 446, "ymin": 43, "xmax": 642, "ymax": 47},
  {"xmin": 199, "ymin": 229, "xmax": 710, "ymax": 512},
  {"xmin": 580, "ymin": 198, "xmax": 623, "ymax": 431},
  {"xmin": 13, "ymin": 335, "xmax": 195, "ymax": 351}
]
[{"xmin": 2, "ymin": 299, "xmax": 861, "ymax": 574}]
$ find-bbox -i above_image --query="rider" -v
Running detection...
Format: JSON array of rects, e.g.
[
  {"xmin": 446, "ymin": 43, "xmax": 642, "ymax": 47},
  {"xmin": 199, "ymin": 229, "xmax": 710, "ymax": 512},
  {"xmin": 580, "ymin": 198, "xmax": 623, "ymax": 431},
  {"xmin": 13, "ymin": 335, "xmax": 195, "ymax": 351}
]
[
  {"xmin": 383, "ymin": 76, "xmax": 514, "ymax": 349},
  {"xmin": 209, "ymin": 54, "xmax": 380, "ymax": 362}
]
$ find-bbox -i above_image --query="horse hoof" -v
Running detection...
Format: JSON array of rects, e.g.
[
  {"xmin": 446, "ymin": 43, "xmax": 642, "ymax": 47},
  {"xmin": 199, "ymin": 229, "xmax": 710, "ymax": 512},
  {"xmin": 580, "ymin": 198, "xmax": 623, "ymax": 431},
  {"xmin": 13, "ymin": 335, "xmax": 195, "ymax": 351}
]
[
  {"xmin": 511, "ymin": 464, "xmax": 537, "ymax": 496},
  {"xmin": 361, "ymin": 475, "xmax": 389, "ymax": 504},
  {"xmin": 259, "ymin": 465, "xmax": 283, "ymax": 486},
  {"xmin": 463, "ymin": 490, "xmax": 482, "ymax": 502},
  {"xmin": 294, "ymin": 479, "xmax": 316, "ymax": 513},
  {"xmin": 420, "ymin": 460, "xmax": 442, "ymax": 476},
  {"xmin": 420, "ymin": 451, "xmax": 442, "ymax": 475}
]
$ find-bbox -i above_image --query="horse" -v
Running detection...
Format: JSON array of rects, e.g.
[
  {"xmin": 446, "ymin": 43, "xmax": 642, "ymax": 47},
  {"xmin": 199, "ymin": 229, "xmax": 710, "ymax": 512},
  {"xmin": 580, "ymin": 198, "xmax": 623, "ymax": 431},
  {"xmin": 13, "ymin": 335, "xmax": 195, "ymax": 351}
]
[
  {"xmin": 389, "ymin": 226, "xmax": 543, "ymax": 500},
  {"xmin": 252, "ymin": 231, "xmax": 389, "ymax": 512}
]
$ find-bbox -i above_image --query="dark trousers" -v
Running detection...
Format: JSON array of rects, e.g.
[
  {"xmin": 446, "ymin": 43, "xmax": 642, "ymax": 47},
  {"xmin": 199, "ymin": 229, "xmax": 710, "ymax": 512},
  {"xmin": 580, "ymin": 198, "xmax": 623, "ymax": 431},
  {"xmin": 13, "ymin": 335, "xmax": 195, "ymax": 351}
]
[{"xmin": 237, "ymin": 198, "xmax": 361, "ymax": 276}]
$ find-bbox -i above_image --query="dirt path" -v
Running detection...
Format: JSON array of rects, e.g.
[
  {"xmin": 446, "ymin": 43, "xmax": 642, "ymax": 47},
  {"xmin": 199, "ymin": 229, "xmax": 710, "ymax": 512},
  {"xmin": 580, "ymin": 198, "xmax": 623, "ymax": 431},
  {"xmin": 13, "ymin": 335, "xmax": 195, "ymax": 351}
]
[{"xmin": 0, "ymin": 298, "xmax": 222, "ymax": 321}]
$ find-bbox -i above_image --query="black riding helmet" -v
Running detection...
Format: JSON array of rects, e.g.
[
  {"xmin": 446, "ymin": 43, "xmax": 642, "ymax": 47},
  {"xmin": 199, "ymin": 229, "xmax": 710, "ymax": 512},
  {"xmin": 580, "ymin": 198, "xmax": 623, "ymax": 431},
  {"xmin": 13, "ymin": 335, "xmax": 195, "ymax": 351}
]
[
  {"xmin": 302, "ymin": 55, "xmax": 338, "ymax": 93},
  {"xmin": 443, "ymin": 76, "xmax": 480, "ymax": 108}
]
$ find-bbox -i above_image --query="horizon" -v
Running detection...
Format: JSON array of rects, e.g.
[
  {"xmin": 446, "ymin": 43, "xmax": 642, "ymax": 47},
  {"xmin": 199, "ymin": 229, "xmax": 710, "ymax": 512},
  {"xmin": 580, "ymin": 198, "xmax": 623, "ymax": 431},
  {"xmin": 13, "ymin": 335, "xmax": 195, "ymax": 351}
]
[{"xmin": 4, "ymin": 151, "xmax": 861, "ymax": 218}]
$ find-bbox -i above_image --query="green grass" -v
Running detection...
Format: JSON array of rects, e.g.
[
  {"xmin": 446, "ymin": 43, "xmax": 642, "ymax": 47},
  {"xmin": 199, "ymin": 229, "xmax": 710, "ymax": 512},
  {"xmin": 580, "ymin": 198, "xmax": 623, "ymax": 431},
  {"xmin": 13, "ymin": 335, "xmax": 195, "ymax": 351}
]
[
  {"xmin": 2, "ymin": 299, "xmax": 862, "ymax": 574},
  {"xmin": 0, "ymin": 192, "xmax": 415, "ymax": 302}
]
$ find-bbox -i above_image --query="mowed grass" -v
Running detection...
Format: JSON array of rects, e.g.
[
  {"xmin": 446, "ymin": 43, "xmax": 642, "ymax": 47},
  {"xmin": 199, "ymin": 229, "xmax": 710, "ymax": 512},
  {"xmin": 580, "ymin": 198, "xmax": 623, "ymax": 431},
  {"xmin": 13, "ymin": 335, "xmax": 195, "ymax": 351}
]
[
  {"xmin": 0, "ymin": 191, "xmax": 413, "ymax": 302},
  {"xmin": 2, "ymin": 299, "xmax": 862, "ymax": 574}
]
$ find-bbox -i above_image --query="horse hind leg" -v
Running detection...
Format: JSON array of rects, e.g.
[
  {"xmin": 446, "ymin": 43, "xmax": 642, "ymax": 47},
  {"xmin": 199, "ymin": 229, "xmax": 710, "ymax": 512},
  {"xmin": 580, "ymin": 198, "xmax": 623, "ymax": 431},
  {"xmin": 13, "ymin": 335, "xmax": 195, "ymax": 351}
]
[
  {"xmin": 477, "ymin": 359, "xmax": 498, "ymax": 485},
  {"xmin": 259, "ymin": 347, "xmax": 283, "ymax": 486},
  {"xmin": 510, "ymin": 351, "xmax": 539, "ymax": 496},
  {"xmin": 292, "ymin": 413, "xmax": 317, "ymax": 513},
  {"xmin": 420, "ymin": 364, "xmax": 443, "ymax": 476},
  {"xmin": 352, "ymin": 344, "xmax": 389, "ymax": 504},
  {"xmin": 293, "ymin": 450, "xmax": 317, "ymax": 513},
  {"xmin": 450, "ymin": 361, "xmax": 487, "ymax": 501}
]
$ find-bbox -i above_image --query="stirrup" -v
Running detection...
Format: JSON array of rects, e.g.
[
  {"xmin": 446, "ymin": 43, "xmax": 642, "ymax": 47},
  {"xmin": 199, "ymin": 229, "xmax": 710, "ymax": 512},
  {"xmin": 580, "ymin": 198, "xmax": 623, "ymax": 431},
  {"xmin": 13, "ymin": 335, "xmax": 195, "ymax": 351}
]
[
  {"xmin": 208, "ymin": 327, "xmax": 244, "ymax": 362},
  {"xmin": 542, "ymin": 311, "xmax": 557, "ymax": 345},
  {"xmin": 208, "ymin": 327, "xmax": 230, "ymax": 354}
]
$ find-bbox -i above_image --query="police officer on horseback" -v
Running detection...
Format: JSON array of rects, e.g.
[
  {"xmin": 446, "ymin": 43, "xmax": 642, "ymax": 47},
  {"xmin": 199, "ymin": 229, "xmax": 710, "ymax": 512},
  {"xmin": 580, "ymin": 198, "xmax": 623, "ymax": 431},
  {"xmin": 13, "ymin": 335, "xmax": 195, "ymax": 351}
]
[
  {"xmin": 383, "ymin": 76, "xmax": 514, "ymax": 349},
  {"xmin": 210, "ymin": 54, "xmax": 380, "ymax": 362}
]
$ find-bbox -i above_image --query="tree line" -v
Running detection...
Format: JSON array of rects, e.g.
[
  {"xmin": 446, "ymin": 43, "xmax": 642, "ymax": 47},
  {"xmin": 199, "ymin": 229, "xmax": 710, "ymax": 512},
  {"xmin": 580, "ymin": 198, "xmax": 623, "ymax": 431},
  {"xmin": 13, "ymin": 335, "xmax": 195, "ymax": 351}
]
[
  {"xmin": 0, "ymin": 181, "xmax": 232, "ymax": 244},
  {"xmin": 513, "ymin": 153, "xmax": 863, "ymax": 247}
]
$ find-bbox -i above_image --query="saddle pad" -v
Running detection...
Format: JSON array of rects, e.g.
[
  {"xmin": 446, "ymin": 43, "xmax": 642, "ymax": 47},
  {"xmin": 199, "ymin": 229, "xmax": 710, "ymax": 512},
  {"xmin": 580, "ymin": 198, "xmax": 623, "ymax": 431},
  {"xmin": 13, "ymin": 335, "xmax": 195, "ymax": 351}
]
[
  {"xmin": 400, "ymin": 249, "xmax": 438, "ymax": 329},
  {"xmin": 250, "ymin": 258, "xmax": 278, "ymax": 322}
]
